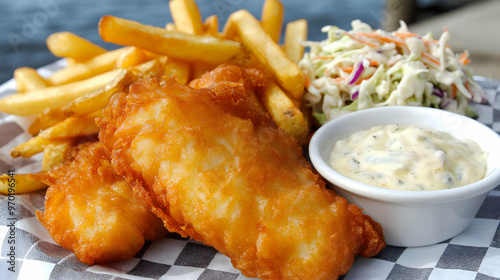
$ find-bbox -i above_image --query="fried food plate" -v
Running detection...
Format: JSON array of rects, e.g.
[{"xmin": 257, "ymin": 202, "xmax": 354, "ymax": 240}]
[{"xmin": 1, "ymin": 0, "xmax": 500, "ymax": 279}]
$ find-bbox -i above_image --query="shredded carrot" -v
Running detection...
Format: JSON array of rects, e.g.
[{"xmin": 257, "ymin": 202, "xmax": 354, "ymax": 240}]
[
  {"xmin": 393, "ymin": 32, "xmax": 418, "ymax": 38},
  {"xmin": 303, "ymin": 72, "xmax": 310, "ymax": 89},
  {"xmin": 356, "ymin": 32, "xmax": 405, "ymax": 46},
  {"xmin": 451, "ymin": 84, "xmax": 457, "ymax": 98},
  {"xmin": 387, "ymin": 31, "xmax": 444, "ymax": 47},
  {"xmin": 355, "ymin": 32, "xmax": 381, "ymax": 39},
  {"xmin": 355, "ymin": 73, "xmax": 374, "ymax": 85},
  {"xmin": 422, "ymin": 52, "xmax": 440, "ymax": 66},
  {"xmin": 393, "ymin": 32, "xmax": 442, "ymax": 45},
  {"xmin": 354, "ymin": 30, "xmax": 449, "ymax": 55},
  {"xmin": 369, "ymin": 60, "xmax": 379, "ymax": 67},
  {"xmin": 312, "ymin": 56, "xmax": 335, "ymax": 61},
  {"xmin": 341, "ymin": 66, "xmax": 354, "ymax": 73},
  {"xmin": 464, "ymin": 80, "xmax": 471, "ymax": 94},
  {"xmin": 424, "ymin": 38, "xmax": 443, "ymax": 46},
  {"xmin": 459, "ymin": 52, "xmax": 471, "ymax": 65},
  {"xmin": 343, "ymin": 31, "xmax": 379, "ymax": 48}
]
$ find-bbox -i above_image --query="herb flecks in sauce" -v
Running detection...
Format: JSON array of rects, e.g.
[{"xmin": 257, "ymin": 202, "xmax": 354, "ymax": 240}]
[{"xmin": 329, "ymin": 124, "xmax": 488, "ymax": 191}]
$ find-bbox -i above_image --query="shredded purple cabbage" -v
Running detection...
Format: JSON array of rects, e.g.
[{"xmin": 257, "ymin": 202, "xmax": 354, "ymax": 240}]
[
  {"xmin": 432, "ymin": 87, "xmax": 444, "ymax": 98},
  {"xmin": 352, "ymin": 90, "xmax": 359, "ymax": 100},
  {"xmin": 349, "ymin": 60, "xmax": 366, "ymax": 85}
]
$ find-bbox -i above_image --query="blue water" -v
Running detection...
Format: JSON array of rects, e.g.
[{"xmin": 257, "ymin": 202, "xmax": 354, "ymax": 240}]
[{"xmin": 0, "ymin": 0, "xmax": 384, "ymax": 83}]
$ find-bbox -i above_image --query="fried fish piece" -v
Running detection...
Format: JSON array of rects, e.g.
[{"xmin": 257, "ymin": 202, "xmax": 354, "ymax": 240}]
[
  {"xmin": 34, "ymin": 142, "xmax": 167, "ymax": 265},
  {"xmin": 98, "ymin": 71, "xmax": 385, "ymax": 279}
]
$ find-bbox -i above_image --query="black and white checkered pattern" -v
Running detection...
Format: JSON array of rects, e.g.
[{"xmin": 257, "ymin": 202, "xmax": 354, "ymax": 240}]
[{"xmin": 1, "ymin": 62, "xmax": 499, "ymax": 280}]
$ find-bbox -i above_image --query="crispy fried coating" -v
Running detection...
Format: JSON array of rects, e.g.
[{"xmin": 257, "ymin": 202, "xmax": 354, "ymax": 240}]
[
  {"xmin": 98, "ymin": 68, "xmax": 385, "ymax": 279},
  {"xmin": 188, "ymin": 64, "xmax": 268, "ymax": 114},
  {"xmin": 34, "ymin": 142, "xmax": 167, "ymax": 265},
  {"xmin": 188, "ymin": 63, "xmax": 268, "ymax": 90}
]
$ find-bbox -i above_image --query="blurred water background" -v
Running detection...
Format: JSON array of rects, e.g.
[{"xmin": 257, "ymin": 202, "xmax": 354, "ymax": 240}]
[{"xmin": 0, "ymin": 0, "xmax": 492, "ymax": 84}]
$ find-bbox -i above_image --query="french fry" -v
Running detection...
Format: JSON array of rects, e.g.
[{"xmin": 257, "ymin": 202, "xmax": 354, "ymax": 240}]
[
  {"xmin": 114, "ymin": 47, "xmax": 150, "ymax": 69},
  {"xmin": 12, "ymin": 111, "xmax": 101, "ymax": 158},
  {"xmin": 46, "ymin": 31, "xmax": 107, "ymax": 62},
  {"xmin": 227, "ymin": 10, "xmax": 305, "ymax": 100},
  {"xmin": 66, "ymin": 58, "xmax": 77, "ymax": 67},
  {"xmin": 0, "ymin": 174, "xmax": 47, "ymax": 195},
  {"xmin": 63, "ymin": 60, "xmax": 160, "ymax": 116},
  {"xmin": 0, "ymin": 69, "xmax": 120, "ymax": 115},
  {"xmin": 132, "ymin": 57, "xmax": 164, "ymax": 74},
  {"xmin": 221, "ymin": 17, "xmax": 237, "ymax": 40},
  {"xmin": 11, "ymin": 137, "xmax": 73, "ymax": 158},
  {"xmin": 169, "ymin": 0, "xmax": 203, "ymax": 35},
  {"xmin": 168, "ymin": 0, "xmax": 205, "ymax": 87},
  {"xmin": 284, "ymin": 19, "xmax": 307, "ymax": 65},
  {"xmin": 165, "ymin": 22, "xmax": 177, "ymax": 31},
  {"xmin": 62, "ymin": 87, "xmax": 106, "ymax": 117},
  {"xmin": 37, "ymin": 110, "xmax": 102, "ymax": 140},
  {"xmin": 41, "ymin": 139, "xmax": 75, "ymax": 171},
  {"xmin": 48, "ymin": 47, "xmax": 128, "ymax": 85},
  {"xmin": 142, "ymin": 49, "xmax": 162, "ymax": 60},
  {"xmin": 257, "ymin": 81, "xmax": 308, "ymax": 145},
  {"xmin": 28, "ymin": 109, "xmax": 68, "ymax": 136},
  {"xmin": 260, "ymin": 0, "xmax": 284, "ymax": 43},
  {"xmin": 164, "ymin": 58, "xmax": 191, "ymax": 85},
  {"xmin": 14, "ymin": 67, "xmax": 50, "ymax": 92},
  {"xmin": 99, "ymin": 16, "xmax": 247, "ymax": 65},
  {"xmin": 203, "ymin": 15, "xmax": 220, "ymax": 37}
]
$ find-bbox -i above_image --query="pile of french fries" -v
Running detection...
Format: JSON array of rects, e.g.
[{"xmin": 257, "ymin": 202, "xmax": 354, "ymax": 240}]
[{"xmin": 0, "ymin": 0, "xmax": 309, "ymax": 194}]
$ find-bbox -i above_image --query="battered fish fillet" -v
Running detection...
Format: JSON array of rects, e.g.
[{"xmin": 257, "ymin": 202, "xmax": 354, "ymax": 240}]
[
  {"xmin": 98, "ymin": 68, "xmax": 385, "ymax": 279},
  {"xmin": 34, "ymin": 142, "xmax": 167, "ymax": 265}
]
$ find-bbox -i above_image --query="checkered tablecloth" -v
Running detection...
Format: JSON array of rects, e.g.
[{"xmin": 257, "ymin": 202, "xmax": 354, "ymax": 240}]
[{"xmin": 0, "ymin": 61, "xmax": 499, "ymax": 280}]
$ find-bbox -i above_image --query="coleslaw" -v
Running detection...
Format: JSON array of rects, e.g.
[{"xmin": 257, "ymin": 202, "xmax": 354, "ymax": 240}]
[{"xmin": 299, "ymin": 20, "xmax": 485, "ymax": 124}]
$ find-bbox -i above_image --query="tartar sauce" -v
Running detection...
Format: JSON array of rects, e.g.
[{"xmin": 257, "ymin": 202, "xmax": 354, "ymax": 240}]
[{"xmin": 329, "ymin": 124, "xmax": 488, "ymax": 191}]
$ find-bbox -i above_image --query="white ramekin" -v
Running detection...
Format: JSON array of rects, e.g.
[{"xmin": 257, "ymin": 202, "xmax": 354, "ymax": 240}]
[{"xmin": 309, "ymin": 106, "xmax": 500, "ymax": 247}]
